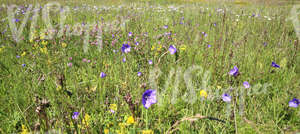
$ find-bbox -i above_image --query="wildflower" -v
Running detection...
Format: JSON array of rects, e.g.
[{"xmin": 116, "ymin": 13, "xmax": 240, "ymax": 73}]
[
  {"xmin": 137, "ymin": 72, "xmax": 142, "ymax": 76},
  {"xmin": 82, "ymin": 113, "xmax": 91, "ymax": 126},
  {"xmin": 179, "ymin": 45, "xmax": 186, "ymax": 51},
  {"xmin": 126, "ymin": 116, "xmax": 135, "ymax": 124},
  {"xmin": 121, "ymin": 44, "xmax": 131, "ymax": 53},
  {"xmin": 122, "ymin": 57, "xmax": 126, "ymax": 62},
  {"xmin": 199, "ymin": 90, "xmax": 208, "ymax": 98},
  {"xmin": 142, "ymin": 130, "xmax": 154, "ymax": 134},
  {"xmin": 128, "ymin": 32, "xmax": 133, "ymax": 37},
  {"xmin": 67, "ymin": 63, "xmax": 73, "ymax": 67},
  {"xmin": 222, "ymin": 93, "xmax": 231, "ymax": 102},
  {"xmin": 109, "ymin": 104, "xmax": 117, "ymax": 113},
  {"xmin": 16, "ymin": 55, "xmax": 20, "ymax": 58},
  {"xmin": 40, "ymin": 47, "xmax": 48, "ymax": 54},
  {"xmin": 142, "ymin": 89, "xmax": 157, "ymax": 109},
  {"xmin": 135, "ymin": 42, "xmax": 139, "ymax": 45},
  {"xmin": 104, "ymin": 129, "xmax": 109, "ymax": 134},
  {"xmin": 61, "ymin": 42, "xmax": 67, "ymax": 48},
  {"xmin": 243, "ymin": 81, "xmax": 250, "ymax": 88},
  {"xmin": 229, "ymin": 66, "xmax": 239, "ymax": 76},
  {"xmin": 163, "ymin": 25, "xmax": 168, "ymax": 29},
  {"xmin": 168, "ymin": 45, "xmax": 177, "ymax": 55},
  {"xmin": 217, "ymin": 86, "xmax": 222, "ymax": 89},
  {"xmin": 69, "ymin": 57, "xmax": 72, "ymax": 60},
  {"xmin": 100, "ymin": 72, "xmax": 106, "ymax": 78},
  {"xmin": 21, "ymin": 52, "xmax": 26, "ymax": 57},
  {"xmin": 87, "ymin": 60, "xmax": 91, "ymax": 63},
  {"xmin": 41, "ymin": 40, "xmax": 48, "ymax": 46},
  {"xmin": 289, "ymin": 98, "xmax": 299, "ymax": 108},
  {"xmin": 271, "ymin": 62, "xmax": 280, "ymax": 68},
  {"xmin": 72, "ymin": 112, "xmax": 79, "ymax": 119},
  {"xmin": 22, "ymin": 64, "xmax": 26, "ymax": 67},
  {"xmin": 21, "ymin": 124, "xmax": 28, "ymax": 134},
  {"xmin": 82, "ymin": 58, "xmax": 87, "ymax": 62},
  {"xmin": 207, "ymin": 44, "xmax": 212, "ymax": 48},
  {"xmin": 148, "ymin": 60, "xmax": 153, "ymax": 65}
]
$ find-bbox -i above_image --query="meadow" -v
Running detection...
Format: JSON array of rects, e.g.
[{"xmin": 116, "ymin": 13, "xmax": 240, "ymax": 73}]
[{"xmin": 0, "ymin": 0, "xmax": 299, "ymax": 133}]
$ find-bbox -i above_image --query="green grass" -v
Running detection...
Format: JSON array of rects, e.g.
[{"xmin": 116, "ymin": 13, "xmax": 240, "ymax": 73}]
[{"xmin": 0, "ymin": 0, "xmax": 299, "ymax": 133}]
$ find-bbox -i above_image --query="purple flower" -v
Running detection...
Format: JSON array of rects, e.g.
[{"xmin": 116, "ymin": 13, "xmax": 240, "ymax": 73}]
[
  {"xmin": 22, "ymin": 64, "xmax": 26, "ymax": 67},
  {"xmin": 72, "ymin": 112, "xmax": 79, "ymax": 119},
  {"xmin": 100, "ymin": 72, "xmax": 106, "ymax": 78},
  {"xmin": 163, "ymin": 25, "xmax": 168, "ymax": 29},
  {"xmin": 82, "ymin": 58, "xmax": 87, "ymax": 62},
  {"xmin": 87, "ymin": 60, "xmax": 91, "ymax": 63},
  {"xmin": 15, "ymin": 18, "xmax": 20, "ymax": 22},
  {"xmin": 148, "ymin": 60, "xmax": 153, "ymax": 65},
  {"xmin": 222, "ymin": 93, "xmax": 231, "ymax": 102},
  {"xmin": 121, "ymin": 44, "xmax": 131, "ymax": 53},
  {"xmin": 16, "ymin": 55, "xmax": 20, "ymax": 58},
  {"xmin": 243, "ymin": 81, "xmax": 250, "ymax": 88},
  {"xmin": 110, "ymin": 109, "xmax": 115, "ymax": 114},
  {"xmin": 229, "ymin": 66, "xmax": 239, "ymax": 76},
  {"xmin": 128, "ymin": 32, "xmax": 133, "ymax": 37},
  {"xmin": 137, "ymin": 72, "xmax": 142, "ymax": 76},
  {"xmin": 168, "ymin": 45, "xmax": 177, "ymax": 55},
  {"xmin": 207, "ymin": 44, "xmax": 212, "ymax": 48},
  {"xmin": 271, "ymin": 62, "xmax": 280, "ymax": 68},
  {"xmin": 135, "ymin": 42, "xmax": 139, "ymax": 45},
  {"xmin": 289, "ymin": 98, "xmax": 299, "ymax": 108},
  {"xmin": 67, "ymin": 62, "xmax": 73, "ymax": 67},
  {"xmin": 142, "ymin": 89, "xmax": 157, "ymax": 109},
  {"xmin": 122, "ymin": 57, "xmax": 126, "ymax": 62},
  {"xmin": 69, "ymin": 57, "xmax": 72, "ymax": 60}
]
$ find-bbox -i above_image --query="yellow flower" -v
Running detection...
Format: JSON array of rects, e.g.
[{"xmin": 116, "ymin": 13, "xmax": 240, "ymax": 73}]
[
  {"xmin": 179, "ymin": 45, "xmax": 187, "ymax": 51},
  {"xmin": 142, "ymin": 130, "xmax": 154, "ymax": 134},
  {"xmin": 41, "ymin": 40, "xmax": 48, "ymax": 46},
  {"xmin": 61, "ymin": 42, "xmax": 67, "ymax": 48},
  {"xmin": 217, "ymin": 86, "xmax": 222, "ymax": 90},
  {"xmin": 21, "ymin": 124, "xmax": 28, "ymax": 134},
  {"xmin": 21, "ymin": 52, "xmax": 26, "ymax": 57},
  {"xmin": 199, "ymin": 90, "xmax": 208, "ymax": 98},
  {"xmin": 104, "ymin": 129, "xmax": 109, "ymax": 134},
  {"xmin": 157, "ymin": 45, "xmax": 162, "ymax": 51},
  {"xmin": 109, "ymin": 104, "xmax": 117, "ymax": 112},
  {"xmin": 126, "ymin": 116, "xmax": 135, "ymax": 124},
  {"xmin": 40, "ymin": 33, "xmax": 45, "ymax": 40},
  {"xmin": 82, "ymin": 114, "xmax": 91, "ymax": 126},
  {"xmin": 40, "ymin": 47, "xmax": 48, "ymax": 54}
]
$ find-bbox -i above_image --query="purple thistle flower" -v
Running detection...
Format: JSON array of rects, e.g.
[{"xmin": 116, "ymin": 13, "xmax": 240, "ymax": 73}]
[
  {"xmin": 100, "ymin": 72, "xmax": 106, "ymax": 78},
  {"xmin": 142, "ymin": 89, "xmax": 157, "ymax": 109},
  {"xmin": 222, "ymin": 93, "xmax": 231, "ymax": 102},
  {"xmin": 128, "ymin": 32, "xmax": 133, "ymax": 37},
  {"xmin": 148, "ymin": 60, "xmax": 153, "ymax": 65},
  {"xmin": 169, "ymin": 45, "xmax": 177, "ymax": 55},
  {"xmin": 72, "ymin": 112, "xmax": 79, "ymax": 119},
  {"xmin": 271, "ymin": 62, "xmax": 280, "ymax": 68},
  {"xmin": 137, "ymin": 72, "xmax": 142, "ymax": 76},
  {"xmin": 229, "ymin": 66, "xmax": 239, "ymax": 76},
  {"xmin": 243, "ymin": 81, "xmax": 250, "ymax": 88},
  {"xmin": 289, "ymin": 98, "xmax": 299, "ymax": 108},
  {"xmin": 121, "ymin": 44, "xmax": 131, "ymax": 53}
]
